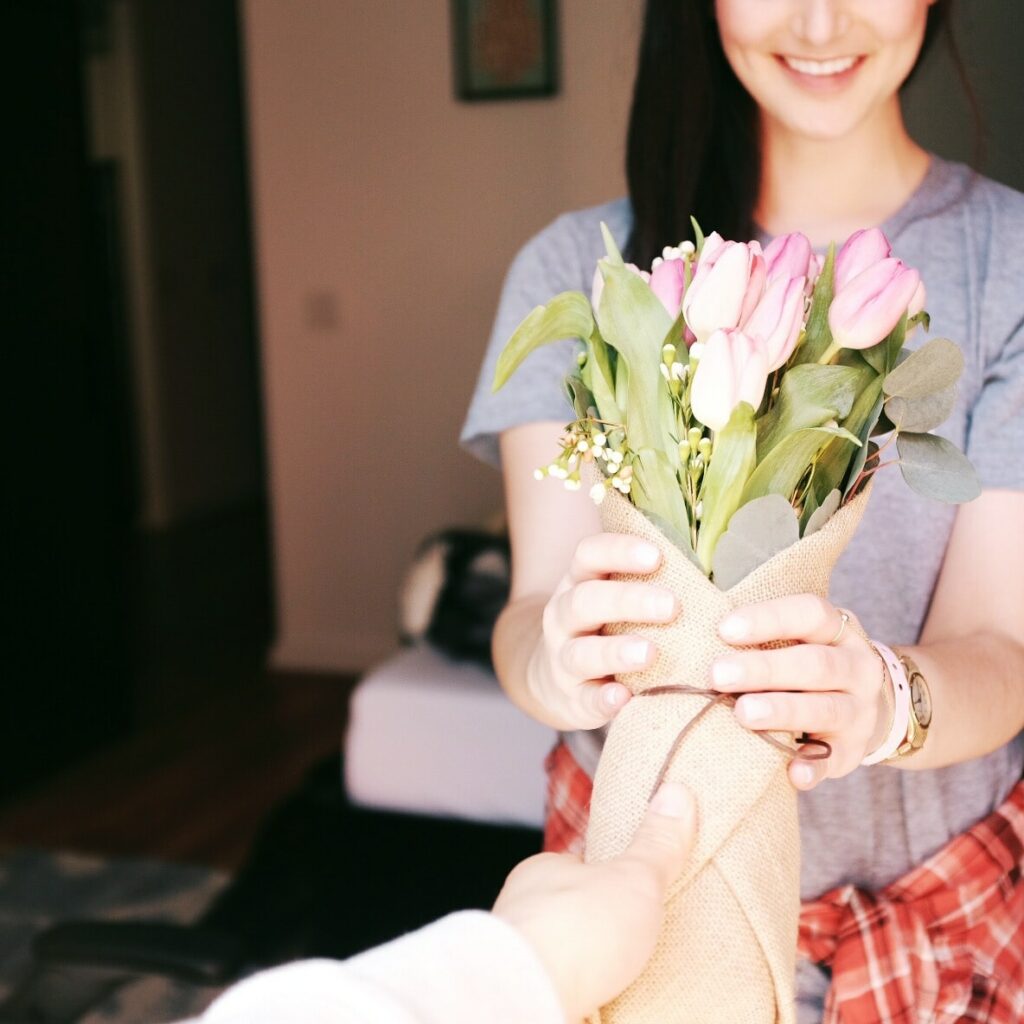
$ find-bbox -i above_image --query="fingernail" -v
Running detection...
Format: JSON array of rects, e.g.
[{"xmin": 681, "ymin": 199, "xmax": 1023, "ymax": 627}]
[
  {"xmin": 635, "ymin": 544, "xmax": 660, "ymax": 569},
  {"xmin": 623, "ymin": 641, "xmax": 650, "ymax": 666},
  {"xmin": 792, "ymin": 762, "xmax": 815, "ymax": 787},
  {"xmin": 646, "ymin": 593, "xmax": 675, "ymax": 620},
  {"xmin": 602, "ymin": 684, "xmax": 627, "ymax": 708},
  {"xmin": 712, "ymin": 659, "xmax": 744, "ymax": 688},
  {"xmin": 649, "ymin": 782, "xmax": 692, "ymax": 820},
  {"xmin": 719, "ymin": 614, "xmax": 749, "ymax": 641},
  {"xmin": 737, "ymin": 695, "xmax": 771, "ymax": 722}
]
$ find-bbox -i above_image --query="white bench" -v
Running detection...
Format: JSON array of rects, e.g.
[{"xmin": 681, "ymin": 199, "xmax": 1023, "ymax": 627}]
[{"xmin": 344, "ymin": 645, "xmax": 556, "ymax": 829}]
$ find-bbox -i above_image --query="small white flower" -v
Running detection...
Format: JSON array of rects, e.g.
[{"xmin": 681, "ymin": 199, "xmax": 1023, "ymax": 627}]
[
  {"xmin": 689, "ymin": 342, "xmax": 705, "ymax": 360},
  {"xmin": 548, "ymin": 464, "xmax": 568, "ymax": 479},
  {"xmin": 652, "ymin": 256, "xmax": 664, "ymax": 269},
  {"xmin": 589, "ymin": 482, "xmax": 606, "ymax": 504},
  {"xmin": 679, "ymin": 240, "xmax": 696, "ymax": 255},
  {"xmin": 608, "ymin": 449, "xmax": 624, "ymax": 465},
  {"xmin": 593, "ymin": 433, "xmax": 607, "ymax": 448},
  {"xmin": 565, "ymin": 477, "xmax": 581, "ymax": 491},
  {"xmin": 671, "ymin": 361, "xmax": 687, "ymax": 381},
  {"xmin": 533, "ymin": 468, "xmax": 545, "ymax": 480},
  {"xmin": 660, "ymin": 364, "xmax": 671, "ymax": 381},
  {"xmin": 576, "ymin": 439, "xmax": 590, "ymax": 453}
]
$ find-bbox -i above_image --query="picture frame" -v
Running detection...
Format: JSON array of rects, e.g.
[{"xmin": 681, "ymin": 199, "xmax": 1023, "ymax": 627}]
[{"xmin": 451, "ymin": 0, "xmax": 559, "ymax": 102}]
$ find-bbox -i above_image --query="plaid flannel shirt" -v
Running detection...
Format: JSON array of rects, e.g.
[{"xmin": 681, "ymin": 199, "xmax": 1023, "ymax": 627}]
[{"xmin": 543, "ymin": 741, "xmax": 1024, "ymax": 1023}]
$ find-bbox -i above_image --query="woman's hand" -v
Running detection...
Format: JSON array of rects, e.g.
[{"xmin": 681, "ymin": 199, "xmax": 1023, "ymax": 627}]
[
  {"xmin": 710, "ymin": 595, "xmax": 890, "ymax": 790},
  {"xmin": 493, "ymin": 782, "xmax": 696, "ymax": 1024},
  {"xmin": 526, "ymin": 533, "xmax": 680, "ymax": 731}
]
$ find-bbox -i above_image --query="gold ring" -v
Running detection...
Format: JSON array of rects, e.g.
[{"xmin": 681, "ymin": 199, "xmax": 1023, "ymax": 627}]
[{"xmin": 827, "ymin": 610, "xmax": 850, "ymax": 646}]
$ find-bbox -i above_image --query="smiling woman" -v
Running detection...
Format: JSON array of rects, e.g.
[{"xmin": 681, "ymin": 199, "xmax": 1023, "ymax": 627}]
[{"xmin": 460, "ymin": 0, "xmax": 1024, "ymax": 1021}]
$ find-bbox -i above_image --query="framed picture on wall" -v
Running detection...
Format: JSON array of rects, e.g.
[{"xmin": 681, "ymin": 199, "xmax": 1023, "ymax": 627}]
[{"xmin": 451, "ymin": 0, "xmax": 559, "ymax": 101}]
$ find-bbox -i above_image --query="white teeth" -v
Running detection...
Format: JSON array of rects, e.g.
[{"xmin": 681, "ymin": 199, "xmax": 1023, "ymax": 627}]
[{"xmin": 783, "ymin": 55, "xmax": 858, "ymax": 77}]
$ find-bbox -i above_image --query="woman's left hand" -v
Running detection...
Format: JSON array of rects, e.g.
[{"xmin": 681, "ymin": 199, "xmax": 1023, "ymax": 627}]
[{"xmin": 710, "ymin": 595, "xmax": 890, "ymax": 790}]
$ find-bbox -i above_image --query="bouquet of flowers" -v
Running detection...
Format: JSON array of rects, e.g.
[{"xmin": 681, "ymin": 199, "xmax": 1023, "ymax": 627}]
[{"xmin": 493, "ymin": 224, "xmax": 977, "ymax": 1024}]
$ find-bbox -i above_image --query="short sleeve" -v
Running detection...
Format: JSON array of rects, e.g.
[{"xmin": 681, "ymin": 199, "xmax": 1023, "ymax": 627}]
[
  {"xmin": 459, "ymin": 201, "xmax": 632, "ymax": 468},
  {"xmin": 965, "ymin": 316, "xmax": 1024, "ymax": 492}
]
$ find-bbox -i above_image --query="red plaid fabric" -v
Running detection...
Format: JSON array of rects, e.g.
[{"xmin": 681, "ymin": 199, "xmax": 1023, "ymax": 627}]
[{"xmin": 543, "ymin": 739, "xmax": 1024, "ymax": 1022}]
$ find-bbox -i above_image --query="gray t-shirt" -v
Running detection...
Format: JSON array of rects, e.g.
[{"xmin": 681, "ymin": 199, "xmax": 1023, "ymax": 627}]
[{"xmin": 461, "ymin": 155, "xmax": 1024, "ymax": 904}]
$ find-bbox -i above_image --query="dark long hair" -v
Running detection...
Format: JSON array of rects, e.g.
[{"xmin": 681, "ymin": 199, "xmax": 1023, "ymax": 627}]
[{"xmin": 625, "ymin": 0, "xmax": 968, "ymax": 266}]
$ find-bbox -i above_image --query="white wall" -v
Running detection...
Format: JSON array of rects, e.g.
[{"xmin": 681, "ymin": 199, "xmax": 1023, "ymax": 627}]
[{"xmin": 242, "ymin": 1, "xmax": 639, "ymax": 670}]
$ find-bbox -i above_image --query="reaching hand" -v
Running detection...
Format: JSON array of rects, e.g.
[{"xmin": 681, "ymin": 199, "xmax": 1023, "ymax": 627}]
[
  {"xmin": 527, "ymin": 533, "xmax": 681, "ymax": 730},
  {"xmin": 493, "ymin": 782, "xmax": 696, "ymax": 1023}
]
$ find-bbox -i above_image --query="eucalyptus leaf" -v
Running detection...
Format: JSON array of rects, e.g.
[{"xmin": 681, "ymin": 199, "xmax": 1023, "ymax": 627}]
[
  {"xmin": 712, "ymin": 494, "xmax": 800, "ymax": 590},
  {"xmin": 493, "ymin": 291, "xmax": 593, "ymax": 392},
  {"xmin": 744, "ymin": 425, "xmax": 859, "ymax": 504},
  {"xmin": 884, "ymin": 385, "xmax": 957, "ymax": 433},
  {"xmin": 791, "ymin": 244, "xmax": 835, "ymax": 365},
  {"xmin": 803, "ymin": 488, "xmax": 841, "ymax": 537},
  {"xmin": 756, "ymin": 363, "xmax": 863, "ymax": 461},
  {"xmin": 695, "ymin": 403, "xmax": 757, "ymax": 573},
  {"xmin": 883, "ymin": 337, "xmax": 964, "ymax": 399},
  {"xmin": 897, "ymin": 432, "xmax": 981, "ymax": 503}
]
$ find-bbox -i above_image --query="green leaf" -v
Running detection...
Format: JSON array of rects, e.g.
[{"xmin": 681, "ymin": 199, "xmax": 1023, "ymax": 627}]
[
  {"xmin": 812, "ymin": 375, "xmax": 884, "ymax": 501},
  {"xmin": 896, "ymin": 432, "xmax": 981, "ymax": 503},
  {"xmin": 585, "ymin": 326, "xmax": 621, "ymax": 424},
  {"xmin": 712, "ymin": 494, "xmax": 800, "ymax": 590},
  {"xmin": 756, "ymin": 363, "xmax": 863, "ymax": 461},
  {"xmin": 493, "ymin": 291, "xmax": 592, "ymax": 392},
  {"xmin": 861, "ymin": 313, "xmax": 907, "ymax": 375},
  {"xmin": 803, "ymin": 488, "xmax": 841, "ymax": 537},
  {"xmin": 883, "ymin": 337, "xmax": 964, "ymax": 399},
  {"xmin": 695, "ymin": 403, "xmax": 757, "ymax": 573},
  {"xmin": 640, "ymin": 506, "xmax": 701, "ymax": 568},
  {"xmin": 744, "ymin": 426, "xmax": 859, "ymax": 504},
  {"xmin": 884, "ymin": 385, "xmax": 957, "ymax": 433},
  {"xmin": 690, "ymin": 216, "xmax": 705, "ymax": 252},
  {"xmin": 630, "ymin": 448, "xmax": 690, "ymax": 539},
  {"xmin": 792, "ymin": 244, "xmax": 835, "ymax": 365},
  {"xmin": 594, "ymin": 261, "xmax": 674, "ymax": 453},
  {"xmin": 564, "ymin": 373, "xmax": 594, "ymax": 421},
  {"xmin": 600, "ymin": 222, "xmax": 624, "ymax": 266}
]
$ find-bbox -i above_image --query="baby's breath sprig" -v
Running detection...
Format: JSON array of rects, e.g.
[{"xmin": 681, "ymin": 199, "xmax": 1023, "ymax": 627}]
[{"xmin": 533, "ymin": 416, "xmax": 633, "ymax": 504}]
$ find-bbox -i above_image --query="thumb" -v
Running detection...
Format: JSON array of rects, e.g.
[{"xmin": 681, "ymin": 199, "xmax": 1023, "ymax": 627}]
[{"xmin": 619, "ymin": 782, "xmax": 696, "ymax": 889}]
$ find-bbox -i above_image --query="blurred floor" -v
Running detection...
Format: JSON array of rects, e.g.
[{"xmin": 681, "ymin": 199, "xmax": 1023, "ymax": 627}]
[{"xmin": 0, "ymin": 667, "xmax": 355, "ymax": 871}]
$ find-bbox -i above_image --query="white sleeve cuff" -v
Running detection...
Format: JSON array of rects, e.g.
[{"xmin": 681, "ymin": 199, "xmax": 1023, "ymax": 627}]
[{"xmin": 199, "ymin": 910, "xmax": 565, "ymax": 1024}]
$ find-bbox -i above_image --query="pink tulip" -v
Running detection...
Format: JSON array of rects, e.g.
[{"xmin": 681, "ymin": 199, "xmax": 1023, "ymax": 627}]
[
  {"xmin": 763, "ymin": 231, "xmax": 813, "ymax": 282},
  {"xmin": 683, "ymin": 240, "xmax": 759, "ymax": 344},
  {"xmin": 834, "ymin": 228, "xmax": 892, "ymax": 293},
  {"xmin": 908, "ymin": 278, "xmax": 927, "ymax": 317},
  {"xmin": 739, "ymin": 248, "xmax": 767, "ymax": 326},
  {"xmin": 743, "ymin": 275, "xmax": 805, "ymax": 370},
  {"xmin": 649, "ymin": 258, "xmax": 687, "ymax": 319},
  {"xmin": 829, "ymin": 258, "xmax": 921, "ymax": 350},
  {"xmin": 690, "ymin": 329, "xmax": 769, "ymax": 432}
]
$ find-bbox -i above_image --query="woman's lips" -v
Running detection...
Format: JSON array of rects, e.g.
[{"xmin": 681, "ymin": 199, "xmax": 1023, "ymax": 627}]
[{"xmin": 775, "ymin": 54, "xmax": 867, "ymax": 92}]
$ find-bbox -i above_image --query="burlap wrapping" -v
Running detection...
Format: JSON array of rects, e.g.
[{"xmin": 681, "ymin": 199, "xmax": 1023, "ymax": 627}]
[{"xmin": 585, "ymin": 485, "xmax": 872, "ymax": 1024}]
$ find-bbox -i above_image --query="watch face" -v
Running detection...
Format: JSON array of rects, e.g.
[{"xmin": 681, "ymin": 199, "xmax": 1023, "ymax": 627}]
[{"xmin": 910, "ymin": 675, "xmax": 932, "ymax": 728}]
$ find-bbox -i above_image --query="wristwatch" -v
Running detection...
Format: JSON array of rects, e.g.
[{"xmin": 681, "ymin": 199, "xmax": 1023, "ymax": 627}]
[{"xmin": 890, "ymin": 650, "xmax": 932, "ymax": 760}]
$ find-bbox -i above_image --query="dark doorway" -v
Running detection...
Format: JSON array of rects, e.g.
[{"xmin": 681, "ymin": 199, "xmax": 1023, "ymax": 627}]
[{"xmin": 3, "ymin": 0, "xmax": 271, "ymax": 801}]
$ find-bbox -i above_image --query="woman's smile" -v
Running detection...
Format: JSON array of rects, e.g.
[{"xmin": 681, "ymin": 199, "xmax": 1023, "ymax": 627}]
[{"xmin": 775, "ymin": 53, "xmax": 867, "ymax": 92}]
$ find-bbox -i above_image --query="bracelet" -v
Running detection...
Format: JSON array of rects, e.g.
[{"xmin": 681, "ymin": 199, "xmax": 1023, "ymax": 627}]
[{"xmin": 860, "ymin": 642, "xmax": 911, "ymax": 766}]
